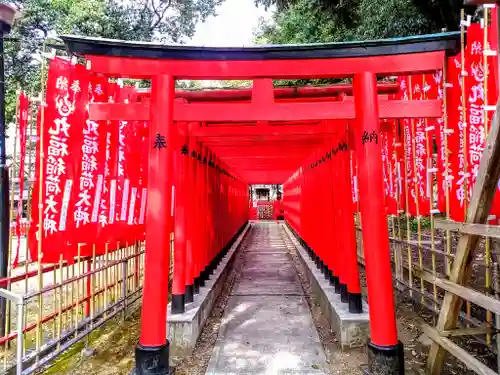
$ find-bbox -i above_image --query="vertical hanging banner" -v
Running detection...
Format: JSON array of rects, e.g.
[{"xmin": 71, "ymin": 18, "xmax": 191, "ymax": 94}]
[
  {"xmin": 432, "ymin": 68, "xmax": 448, "ymax": 214},
  {"xmin": 111, "ymin": 86, "xmax": 136, "ymax": 248},
  {"xmin": 491, "ymin": 6, "xmax": 499, "ymax": 93},
  {"xmin": 381, "ymin": 121, "xmax": 397, "ymax": 215},
  {"xmin": 105, "ymin": 85, "xmax": 128, "ymax": 249},
  {"xmin": 72, "ymin": 76, "xmax": 108, "ymax": 253},
  {"xmin": 412, "ymin": 77, "xmax": 431, "ymax": 216},
  {"xmin": 424, "ymin": 73, "xmax": 440, "ymax": 214},
  {"xmin": 465, "ymin": 24, "xmax": 486, "ymax": 207},
  {"xmin": 13, "ymin": 91, "xmax": 29, "ymax": 267},
  {"xmin": 387, "ymin": 93, "xmax": 405, "ymax": 214},
  {"xmin": 96, "ymin": 82, "xmax": 119, "ymax": 247},
  {"xmin": 484, "ymin": 13, "xmax": 500, "ymax": 220},
  {"xmin": 445, "ymin": 54, "xmax": 465, "ymax": 222},
  {"xmin": 398, "ymin": 76, "xmax": 417, "ymax": 216},
  {"xmin": 135, "ymin": 121, "xmax": 149, "ymax": 241},
  {"xmin": 29, "ymin": 58, "xmax": 89, "ymax": 263},
  {"xmin": 122, "ymin": 118, "xmax": 143, "ymax": 243},
  {"xmin": 393, "ymin": 121, "xmax": 406, "ymax": 214}
]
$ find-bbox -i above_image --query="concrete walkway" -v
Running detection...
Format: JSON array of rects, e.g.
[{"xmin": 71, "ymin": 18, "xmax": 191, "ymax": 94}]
[{"xmin": 206, "ymin": 222, "xmax": 327, "ymax": 375}]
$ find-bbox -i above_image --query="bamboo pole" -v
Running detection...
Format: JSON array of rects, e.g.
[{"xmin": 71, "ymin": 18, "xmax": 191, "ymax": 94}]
[
  {"xmin": 24, "ymin": 90, "xmax": 35, "ymax": 296},
  {"xmin": 3, "ymin": 87, "xmax": 20, "ymax": 368},
  {"xmin": 56, "ymin": 254, "xmax": 63, "ymax": 350},
  {"xmin": 35, "ymin": 42, "xmax": 49, "ymax": 361},
  {"xmin": 409, "ymin": 76, "xmax": 424, "ymax": 304},
  {"xmin": 423, "ymin": 74, "xmax": 439, "ymax": 315},
  {"xmin": 482, "ymin": 7, "xmax": 493, "ymax": 345},
  {"xmin": 405, "ymin": 76, "xmax": 414, "ymax": 297},
  {"xmin": 460, "ymin": 9, "xmax": 472, "ymax": 327},
  {"xmin": 74, "ymin": 245, "xmax": 81, "ymax": 339},
  {"xmin": 443, "ymin": 53, "xmax": 453, "ymax": 278}
]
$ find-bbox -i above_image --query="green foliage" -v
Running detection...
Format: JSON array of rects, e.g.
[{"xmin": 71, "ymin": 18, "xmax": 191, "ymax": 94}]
[
  {"xmin": 413, "ymin": 0, "xmax": 473, "ymax": 33},
  {"xmin": 253, "ymin": 0, "xmax": 468, "ymax": 87},
  {"xmin": 414, "ymin": 216, "xmax": 432, "ymax": 231},
  {"xmin": 3, "ymin": 0, "xmax": 223, "ymax": 124},
  {"xmin": 255, "ymin": 0, "xmax": 471, "ymax": 33},
  {"xmin": 354, "ymin": 0, "xmax": 438, "ymax": 40},
  {"xmin": 255, "ymin": 0, "xmax": 353, "ymax": 45},
  {"xmin": 399, "ymin": 215, "xmax": 432, "ymax": 232},
  {"xmin": 255, "ymin": 0, "xmax": 359, "ymax": 29},
  {"xmin": 255, "ymin": 0, "xmax": 449, "ymax": 48}
]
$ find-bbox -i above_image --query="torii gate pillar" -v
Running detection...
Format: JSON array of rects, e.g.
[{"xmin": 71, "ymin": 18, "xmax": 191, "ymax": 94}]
[
  {"xmin": 136, "ymin": 74, "xmax": 175, "ymax": 375},
  {"xmin": 354, "ymin": 71, "xmax": 404, "ymax": 375}
]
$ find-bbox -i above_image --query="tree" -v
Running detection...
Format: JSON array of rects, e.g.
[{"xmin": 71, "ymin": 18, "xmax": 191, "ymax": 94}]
[
  {"xmin": 255, "ymin": 0, "xmax": 359, "ymax": 29},
  {"xmin": 254, "ymin": 0, "xmax": 475, "ymax": 87},
  {"xmin": 255, "ymin": 0, "xmax": 447, "ymax": 48},
  {"xmin": 255, "ymin": 0, "xmax": 354, "ymax": 45},
  {"xmin": 4, "ymin": 0, "xmax": 224, "ymax": 123},
  {"xmin": 255, "ymin": 0, "xmax": 471, "ymax": 33}
]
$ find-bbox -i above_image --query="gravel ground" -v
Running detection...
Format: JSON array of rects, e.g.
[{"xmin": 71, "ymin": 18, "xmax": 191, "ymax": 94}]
[
  {"xmin": 174, "ymin": 234, "xmax": 250, "ymax": 375},
  {"xmin": 277, "ymin": 226, "xmax": 366, "ymax": 375}
]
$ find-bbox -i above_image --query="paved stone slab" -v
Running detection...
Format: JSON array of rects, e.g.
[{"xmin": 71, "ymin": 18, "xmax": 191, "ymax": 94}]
[
  {"xmin": 206, "ymin": 222, "xmax": 327, "ymax": 375},
  {"xmin": 241, "ymin": 252, "xmax": 291, "ymax": 263},
  {"xmin": 233, "ymin": 279, "xmax": 303, "ymax": 296},
  {"xmin": 245, "ymin": 247, "xmax": 288, "ymax": 253}
]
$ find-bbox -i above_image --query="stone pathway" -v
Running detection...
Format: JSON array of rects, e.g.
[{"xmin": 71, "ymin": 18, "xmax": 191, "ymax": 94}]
[{"xmin": 205, "ymin": 222, "xmax": 327, "ymax": 375}]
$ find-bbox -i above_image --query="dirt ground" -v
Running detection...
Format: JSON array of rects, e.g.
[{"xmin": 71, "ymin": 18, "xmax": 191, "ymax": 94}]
[{"xmin": 41, "ymin": 228, "xmax": 493, "ymax": 375}]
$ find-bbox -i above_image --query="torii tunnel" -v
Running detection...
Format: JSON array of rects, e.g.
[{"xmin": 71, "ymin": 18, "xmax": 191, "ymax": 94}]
[{"xmin": 62, "ymin": 32, "xmax": 460, "ymax": 375}]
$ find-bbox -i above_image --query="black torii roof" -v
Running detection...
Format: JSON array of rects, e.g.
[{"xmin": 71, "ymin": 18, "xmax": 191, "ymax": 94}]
[{"xmin": 61, "ymin": 32, "xmax": 461, "ymax": 61}]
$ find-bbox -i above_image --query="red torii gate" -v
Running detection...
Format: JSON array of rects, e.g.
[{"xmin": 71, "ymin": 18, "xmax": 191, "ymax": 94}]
[
  {"xmin": 127, "ymin": 82, "xmax": 400, "ymax": 184},
  {"xmin": 62, "ymin": 32, "xmax": 460, "ymax": 375}
]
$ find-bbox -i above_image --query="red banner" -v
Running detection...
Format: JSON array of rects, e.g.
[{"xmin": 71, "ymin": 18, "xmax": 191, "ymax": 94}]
[
  {"xmin": 29, "ymin": 58, "xmax": 89, "ymax": 263},
  {"xmin": 393, "ymin": 121, "xmax": 406, "ymax": 214},
  {"xmin": 432, "ymin": 68, "xmax": 449, "ymax": 215},
  {"xmin": 135, "ymin": 121, "xmax": 149, "ymax": 241},
  {"xmin": 72, "ymin": 77, "xmax": 107, "ymax": 250},
  {"xmin": 465, "ymin": 24, "xmax": 486, "ymax": 208},
  {"xmin": 398, "ymin": 76, "xmax": 418, "ymax": 215},
  {"xmin": 121, "ymin": 119, "xmax": 143, "ymax": 243},
  {"xmin": 13, "ymin": 91, "xmax": 29, "ymax": 266},
  {"xmin": 445, "ymin": 55, "xmax": 466, "ymax": 222},
  {"xmin": 381, "ymin": 121, "xmax": 397, "ymax": 214},
  {"xmin": 484, "ymin": 15, "xmax": 500, "ymax": 221},
  {"xmin": 107, "ymin": 86, "xmax": 136, "ymax": 247},
  {"xmin": 412, "ymin": 77, "xmax": 431, "ymax": 216}
]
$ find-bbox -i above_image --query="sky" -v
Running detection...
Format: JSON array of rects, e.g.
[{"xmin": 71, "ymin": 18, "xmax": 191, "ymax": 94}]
[{"xmin": 187, "ymin": 0, "xmax": 273, "ymax": 47}]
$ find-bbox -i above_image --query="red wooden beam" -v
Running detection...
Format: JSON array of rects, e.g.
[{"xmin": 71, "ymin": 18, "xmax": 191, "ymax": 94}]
[
  {"xmin": 202, "ymin": 120, "xmax": 322, "ymax": 127},
  {"xmin": 167, "ymin": 83, "xmax": 400, "ymax": 102},
  {"xmin": 205, "ymin": 139, "xmax": 325, "ymax": 146},
  {"xmin": 192, "ymin": 123, "xmax": 337, "ymax": 138},
  {"xmin": 177, "ymin": 100, "xmax": 442, "ymax": 122},
  {"xmin": 201, "ymin": 137, "xmax": 328, "ymax": 145},
  {"xmin": 89, "ymin": 99, "xmax": 442, "ymax": 122},
  {"xmin": 222, "ymin": 155, "xmax": 308, "ymax": 160},
  {"xmin": 87, "ymin": 51, "xmax": 445, "ymax": 79},
  {"xmin": 223, "ymin": 159, "xmax": 301, "ymax": 166},
  {"xmin": 215, "ymin": 150, "xmax": 314, "ymax": 158},
  {"xmin": 204, "ymin": 145, "xmax": 322, "ymax": 155}
]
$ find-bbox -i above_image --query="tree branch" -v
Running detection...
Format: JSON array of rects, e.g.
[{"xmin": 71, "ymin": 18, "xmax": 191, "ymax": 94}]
[{"xmin": 150, "ymin": 0, "xmax": 172, "ymax": 31}]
